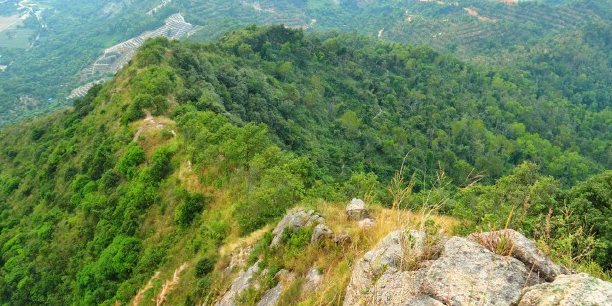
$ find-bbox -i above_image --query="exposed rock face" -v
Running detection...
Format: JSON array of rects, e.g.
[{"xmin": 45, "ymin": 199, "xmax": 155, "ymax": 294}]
[
  {"xmin": 216, "ymin": 261, "xmax": 260, "ymax": 306},
  {"xmin": 311, "ymin": 224, "xmax": 333, "ymax": 245},
  {"xmin": 303, "ymin": 268, "xmax": 323, "ymax": 294},
  {"xmin": 223, "ymin": 246, "xmax": 253, "ymax": 277},
  {"xmin": 371, "ymin": 271, "xmax": 444, "ymax": 306},
  {"xmin": 222, "ymin": 208, "xmax": 330, "ymax": 306},
  {"xmin": 256, "ymin": 283, "xmax": 283, "ymax": 306},
  {"xmin": 421, "ymin": 237, "xmax": 539, "ymax": 305},
  {"xmin": 270, "ymin": 208, "xmax": 324, "ymax": 247},
  {"xmin": 519, "ymin": 273, "xmax": 612, "ymax": 306},
  {"xmin": 343, "ymin": 230, "xmax": 426, "ymax": 306},
  {"xmin": 346, "ymin": 198, "xmax": 369, "ymax": 221},
  {"xmin": 469, "ymin": 229, "xmax": 569, "ymax": 281},
  {"xmin": 344, "ymin": 229, "xmax": 612, "ymax": 306}
]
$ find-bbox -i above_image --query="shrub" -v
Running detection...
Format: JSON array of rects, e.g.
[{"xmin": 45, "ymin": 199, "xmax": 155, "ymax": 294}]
[
  {"xmin": 174, "ymin": 192, "xmax": 212, "ymax": 227},
  {"xmin": 195, "ymin": 257, "xmax": 216, "ymax": 278},
  {"xmin": 117, "ymin": 144, "xmax": 145, "ymax": 178},
  {"xmin": 148, "ymin": 147, "xmax": 174, "ymax": 182},
  {"xmin": 0, "ymin": 176, "xmax": 20, "ymax": 195}
]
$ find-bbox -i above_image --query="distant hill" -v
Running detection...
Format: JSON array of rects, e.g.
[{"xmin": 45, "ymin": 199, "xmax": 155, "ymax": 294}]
[{"xmin": 1, "ymin": 0, "xmax": 612, "ymax": 126}]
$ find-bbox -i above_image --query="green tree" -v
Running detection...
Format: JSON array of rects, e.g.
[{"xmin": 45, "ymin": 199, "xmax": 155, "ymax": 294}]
[{"xmin": 339, "ymin": 110, "xmax": 361, "ymax": 139}]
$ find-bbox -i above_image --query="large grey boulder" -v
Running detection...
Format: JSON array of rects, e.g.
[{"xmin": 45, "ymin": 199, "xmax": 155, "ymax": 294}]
[
  {"xmin": 311, "ymin": 224, "xmax": 333, "ymax": 245},
  {"xmin": 256, "ymin": 283, "xmax": 283, "ymax": 306},
  {"xmin": 270, "ymin": 208, "xmax": 324, "ymax": 247},
  {"xmin": 469, "ymin": 229, "xmax": 569, "ymax": 281},
  {"xmin": 422, "ymin": 237, "xmax": 540, "ymax": 306},
  {"xmin": 346, "ymin": 198, "xmax": 369, "ymax": 221},
  {"xmin": 216, "ymin": 261, "xmax": 260, "ymax": 306},
  {"xmin": 343, "ymin": 230, "xmax": 427, "ymax": 306},
  {"xmin": 518, "ymin": 273, "xmax": 612, "ymax": 306}
]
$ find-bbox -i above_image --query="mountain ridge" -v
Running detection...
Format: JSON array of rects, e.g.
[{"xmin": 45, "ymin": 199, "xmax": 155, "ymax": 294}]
[{"xmin": 2, "ymin": 25, "xmax": 612, "ymax": 305}]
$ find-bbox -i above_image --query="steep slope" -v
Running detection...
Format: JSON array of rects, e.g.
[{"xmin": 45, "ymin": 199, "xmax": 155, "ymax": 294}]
[{"xmin": 1, "ymin": 26, "xmax": 612, "ymax": 305}]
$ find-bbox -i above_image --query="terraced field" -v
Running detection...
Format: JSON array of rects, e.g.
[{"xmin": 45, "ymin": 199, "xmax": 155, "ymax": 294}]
[
  {"xmin": 377, "ymin": 0, "xmax": 602, "ymax": 56},
  {"xmin": 72, "ymin": 13, "xmax": 200, "ymax": 98},
  {"xmin": 174, "ymin": 0, "xmax": 604, "ymax": 58}
]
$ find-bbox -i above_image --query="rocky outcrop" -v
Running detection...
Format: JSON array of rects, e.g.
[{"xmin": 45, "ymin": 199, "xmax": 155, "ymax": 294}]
[
  {"xmin": 270, "ymin": 207, "xmax": 325, "ymax": 247},
  {"xmin": 421, "ymin": 237, "xmax": 539, "ymax": 305},
  {"xmin": 303, "ymin": 267, "xmax": 323, "ymax": 294},
  {"xmin": 256, "ymin": 270, "xmax": 294, "ymax": 306},
  {"xmin": 216, "ymin": 261, "xmax": 260, "ymax": 306},
  {"xmin": 311, "ymin": 224, "xmax": 333, "ymax": 245},
  {"xmin": 256, "ymin": 283, "xmax": 283, "ymax": 306},
  {"xmin": 220, "ymin": 208, "xmax": 330, "ymax": 306},
  {"xmin": 469, "ymin": 229, "xmax": 569, "ymax": 281},
  {"xmin": 519, "ymin": 273, "xmax": 612, "ymax": 306},
  {"xmin": 346, "ymin": 198, "xmax": 369, "ymax": 221},
  {"xmin": 343, "ymin": 230, "xmax": 426, "ymax": 306},
  {"xmin": 344, "ymin": 229, "xmax": 612, "ymax": 306},
  {"xmin": 223, "ymin": 246, "xmax": 253, "ymax": 277}
]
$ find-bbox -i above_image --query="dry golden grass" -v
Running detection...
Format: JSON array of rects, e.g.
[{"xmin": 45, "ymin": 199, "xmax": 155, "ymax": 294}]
[
  {"xmin": 132, "ymin": 114, "xmax": 178, "ymax": 156},
  {"xmin": 133, "ymin": 272, "xmax": 161, "ymax": 306},
  {"xmin": 156, "ymin": 263, "xmax": 188, "ymax": 306},
  {"xmin": 290, "ymin": 200, "xmax": 459, "ymax": 306},
  {"xmin": 219, "ymin": 224, "xmax": 274, "ymax": 258}
]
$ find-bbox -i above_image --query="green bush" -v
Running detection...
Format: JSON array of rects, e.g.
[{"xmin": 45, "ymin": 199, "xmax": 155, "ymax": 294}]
[
  {"xmin": 117, "ymin": 144, "xmax": 145, "ymax": 178},
  {"xmin": 174, "ymin": 192, "xmax": 212, "ymax": 227},
  {"xmin": 147, "ymin": 147, "xmax": 174, "ymax": 182},
  {"xmin": 282, "ymin": 226, "xmax": 313, "ymax": 251},
  {"xmin": 195, "ymin": 257, "xmax": 216, "ymax": 278},
  {"xmin": 0, "ymin": 176, "xmax": 20, "ymax": 195}
]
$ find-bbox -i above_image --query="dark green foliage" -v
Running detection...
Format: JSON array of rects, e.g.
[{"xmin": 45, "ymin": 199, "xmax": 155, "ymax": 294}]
[
  {"xmin": 76, "ymin": 236, "xmax": 142, "ymax": 306},
  {"xmin": 30, "ymin": 127, "xmax": 45, "ymax": 141},
  {"xmin": 174, "ymin": 191, "xmax": 213, "ymax": 227},
  {"xmin": 282, "ymin": 226, "xmax": 314, "ymax": 252},
  {"xmin": 74, "ymin": 85, "xmax": 103, "ymax": 118},
  {"xmin": 194, "ymin": 257, "xmax": 216, "ymax": 278},
  {"xmin": 100, "ymin": 169, "xmax": 121, "ymax": 189},
  {"xmin": 131, "ymin": 66, "xmax": 176, "ymax": 97},
  {"xmin": 564, "ymin": 172, "xmax": 612, "ymax": 268},
  {"xmin": 147, "ymin": 146, "xmax": 174, "ymax": 182},
  {"xmin": 0, "ymin": 176, "xmax": 20, "ymax": 195},
  {"xmin": 86, "ymin": 138, "xmax": 114, "ymax": 180},
  {"xmin": 121, "ymin": 103, "xmax": 145, "ymax": 125},
  {"xmin": 118, "ymin": 144, "xmax": 145, "ymax": 178},
  {"xmin": 451, "ymin": 162, "xmax": 559, "ymax": 234},
  {"xmin": 235, "ymin": 160, "xmax": 307, "ymax": 235}
]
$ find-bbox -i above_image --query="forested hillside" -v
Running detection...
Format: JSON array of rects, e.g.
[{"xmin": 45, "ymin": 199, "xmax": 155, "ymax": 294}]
[
  {"xmin": 1, "ymin": 26, "xmax": 612, "ymax": 305},
  {"xmin": 3, "ymin": 0, "xmax": 612, "ymax": 127}
]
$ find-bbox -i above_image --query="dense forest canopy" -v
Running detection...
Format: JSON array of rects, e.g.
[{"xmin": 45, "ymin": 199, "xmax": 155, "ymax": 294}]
[
  {"xmin": 2, "ymin": 25, "xmax": 612, "ymax": 305},
  {"xmin": 2, "ymin": 0, "xmax": 612, "ymax": 126}
]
